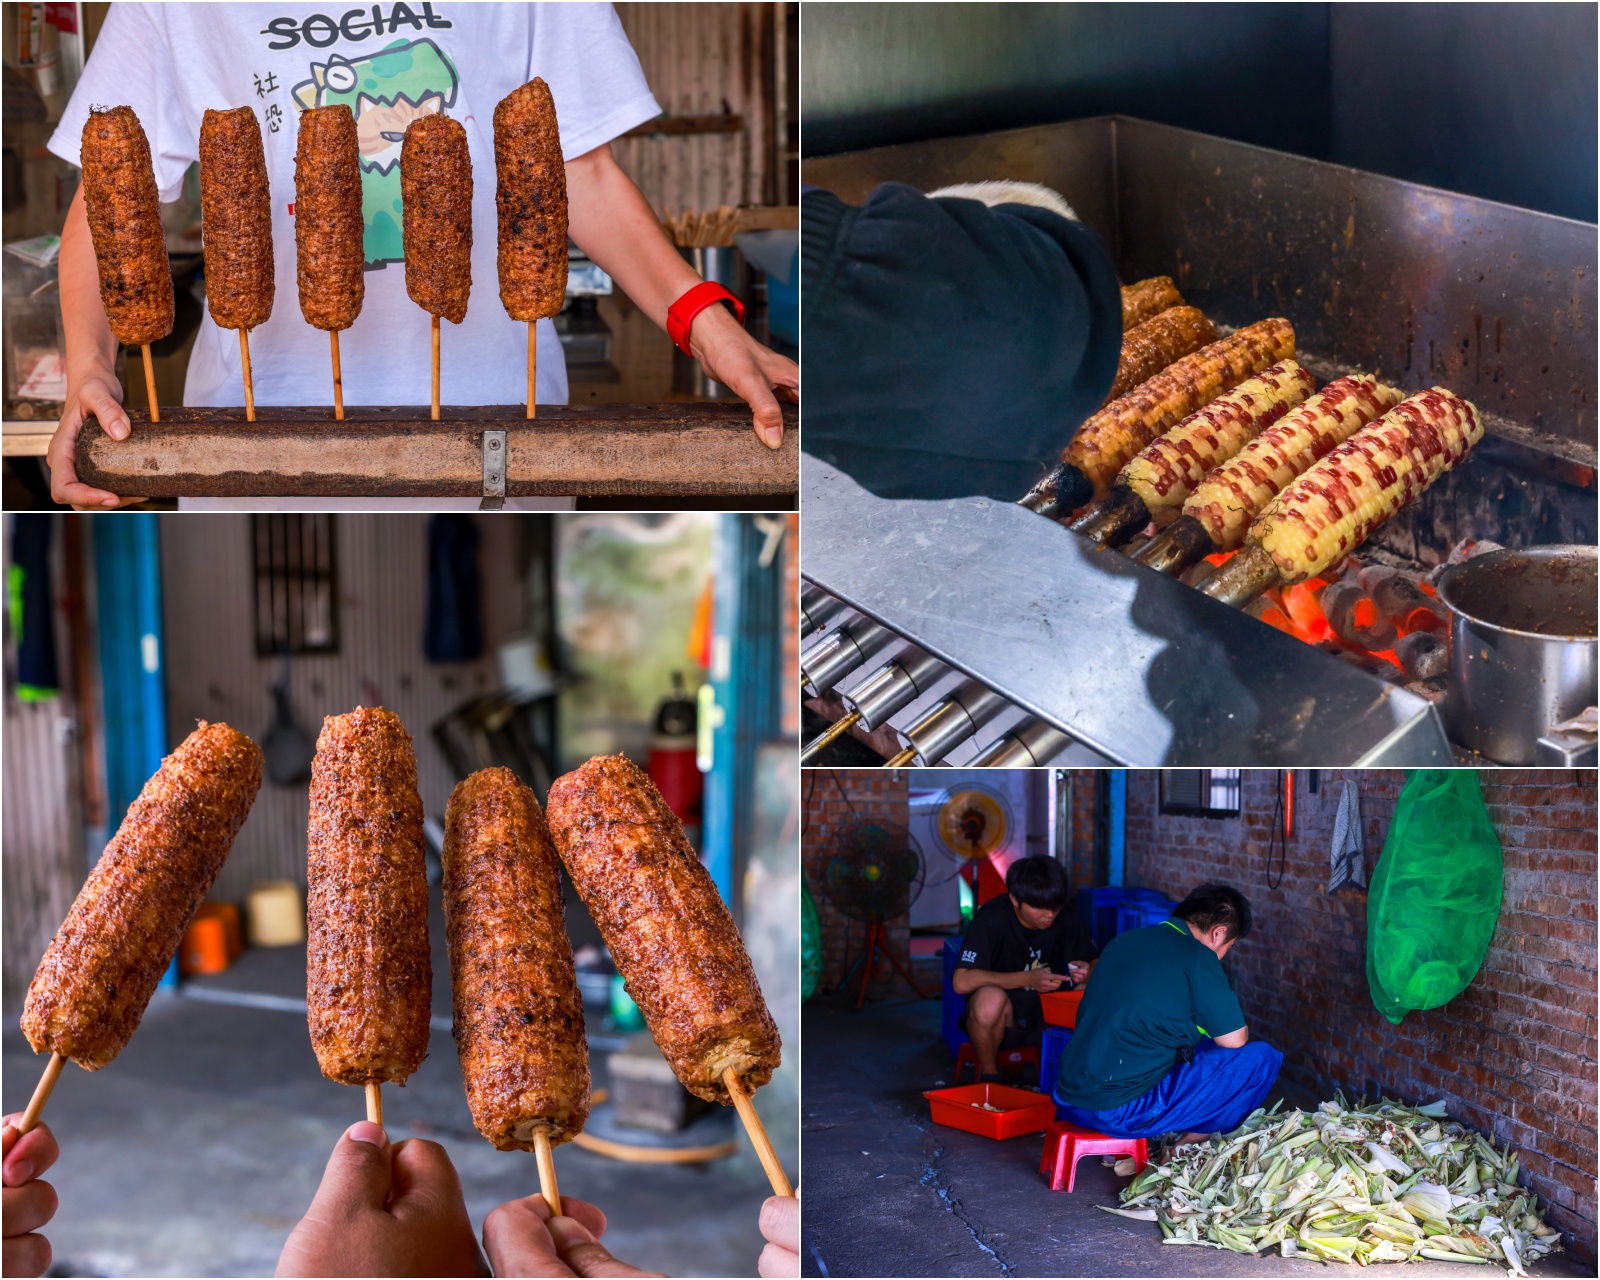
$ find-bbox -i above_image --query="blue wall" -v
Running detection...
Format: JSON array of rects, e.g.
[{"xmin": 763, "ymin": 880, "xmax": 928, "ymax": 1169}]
[{"xmin": 802, "ymin": 2, "xmax": 1597, "ymax": 222}]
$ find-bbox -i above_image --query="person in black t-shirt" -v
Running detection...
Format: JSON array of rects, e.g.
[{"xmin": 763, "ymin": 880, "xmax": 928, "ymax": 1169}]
[{"xmin": 952, "ymin": 857, "xmax": 1098, "ymax": 1081}]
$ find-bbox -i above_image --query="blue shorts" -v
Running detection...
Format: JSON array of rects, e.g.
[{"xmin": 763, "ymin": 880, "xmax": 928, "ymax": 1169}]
[{"xmin": 1053, "ymin": 1040, "xmax": 1283, "ymax": 1139}]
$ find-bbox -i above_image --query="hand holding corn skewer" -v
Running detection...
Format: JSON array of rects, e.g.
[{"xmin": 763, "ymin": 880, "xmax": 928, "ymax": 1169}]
[
  {"xmin": 18, "ymin": 724, "xmax": 262, "ymax": 1132},
  {"xmin": 546, "ymin": 756, "xmax": 791, "ymax": 1197},
  {"xmin": 1069, "ymin": 361, "xmax": 1315, "ymax": 547},
  {"xmin": 443, "ymin": 768, "xmax": 590, "ymax": 1215},
  {"xmin": 1201, "ymin": 387, "xmax": 1484, "ymax": 607},
  {"xmin": 495, "ymin": 78, "xmax": 568, "ymax": 421},
  {"xmin": 305, "ymin": 709, "xmax": 431, "ymax": 1127},
  {"xmin": 79, "ymin": 106, "xmax": 173, "ymax": 424},
  {"xmin": 293, "ymin": 106, "xmax": 364, "ymax": 421},
  {"xmin": 1135, "ymin": 374, "xmax": 1406, "ymax": 577},
  {"xmin": 401, "ymin": 115, "xmax": 473, "ymax": 422},
  {"xmin": 198, "ymin": 107, "xmax": 273, "ymax": 422},
  {"xmin": 1021, "ymin": 318, "xmax": 1296, "ymax": 518}
]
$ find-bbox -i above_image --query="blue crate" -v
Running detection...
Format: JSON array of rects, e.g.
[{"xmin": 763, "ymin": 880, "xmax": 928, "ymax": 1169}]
[
  {"xmin": 1040, "ymin": 1025, "xmax": 1074, "ymax": 1094},
  {"xmin": 1077, "ymin": 887, "xmax": 1174, "ymax": 949},
  {"xmin": 1115, "ymin": 899, "xmax": 1176, "ymax": 935}
]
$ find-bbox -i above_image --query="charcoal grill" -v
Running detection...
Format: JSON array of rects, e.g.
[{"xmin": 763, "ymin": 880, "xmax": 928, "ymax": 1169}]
[{"xmin": 801, "ymin": 118, "xmax": 1596, "ymax": 766}]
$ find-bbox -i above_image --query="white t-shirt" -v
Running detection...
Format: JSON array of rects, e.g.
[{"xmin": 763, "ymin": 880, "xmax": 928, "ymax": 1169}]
[{"xmin": 50, "ymin": 1, "xmax": 660, "ymax": 510}]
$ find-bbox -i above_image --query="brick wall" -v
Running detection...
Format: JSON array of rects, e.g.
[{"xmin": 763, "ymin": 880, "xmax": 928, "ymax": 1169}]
[
  {"xmin": 1122, "ymin": 768, "xmax": 1597, "ymax": 1257},
  {"xmin": 803, "ymin": 768, "xmax": 914, "ymax": 997},
  {"xmin": 1059, "ymin": 769, "xmax": 1102, "ymax": 892}
]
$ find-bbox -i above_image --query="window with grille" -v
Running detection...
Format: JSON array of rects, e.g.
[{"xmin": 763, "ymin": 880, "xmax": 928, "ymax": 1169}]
[
  {"xmin": 252, "ymin": 515, "xmax": 339, "ymax": 655},
  {"xmin": 1159, "ymin": 769, "xmax": 1242, "ymax": 817}
]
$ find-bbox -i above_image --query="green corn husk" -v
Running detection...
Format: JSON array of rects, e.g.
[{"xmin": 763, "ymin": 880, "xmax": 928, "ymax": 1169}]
[{"xmin": 1106, "ymin": 1094, "xmax": 1562, "ymax": 1275}]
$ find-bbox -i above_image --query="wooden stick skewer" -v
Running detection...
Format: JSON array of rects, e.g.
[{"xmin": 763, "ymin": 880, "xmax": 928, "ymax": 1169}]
[
  {"xmin": 723, "ymin": 1066, "xmax": 792, "ymax": 1197},
  {"xmin": 140, "ymin": 344, "xmax": 159, "ymax": 423},
  {"xmin": 365, "ymin": 1081, "xmax": 383, "ymax": 1127},
  {"xmin": 17, "ymin": 1053, "xmax": 65, "ymax": 1135},
  {"xmin": 431, "ymin": 314, "xmax": 441, "ymax": 421},
  {"xmin": 330, "ymin": 330, "xmax": 345, "ymax": 421},
  {"xmin": 534, "ymin": 320, "xmax": 547, "ymax": 419},
  {"xmin": 532, "ymin": 1125, "xmax": 561, "ymax": 1215},
  {"xmin": 239, "ymin": 329, "xmax": 256, "ymax": 423}
]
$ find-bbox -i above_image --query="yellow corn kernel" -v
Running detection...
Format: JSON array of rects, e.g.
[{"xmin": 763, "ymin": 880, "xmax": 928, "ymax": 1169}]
[
  {"xmin": 1251, "ymin": 388, "xmax": 1482, "ymax": 583},
  {"xmin": 1119, "ymin": 360, "xmax": 1314, "ymax": 523}
]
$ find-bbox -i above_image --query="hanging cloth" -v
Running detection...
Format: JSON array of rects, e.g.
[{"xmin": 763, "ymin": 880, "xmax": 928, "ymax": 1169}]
[{"xmin": 1329, "ymin": 777, "xmax": 1366, "ymax": 891}]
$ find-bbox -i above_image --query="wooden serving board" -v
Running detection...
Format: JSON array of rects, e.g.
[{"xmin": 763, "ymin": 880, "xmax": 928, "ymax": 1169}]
[{"xmin": 75, "ymin": 403, "xmax": 798, "ymax": 498}]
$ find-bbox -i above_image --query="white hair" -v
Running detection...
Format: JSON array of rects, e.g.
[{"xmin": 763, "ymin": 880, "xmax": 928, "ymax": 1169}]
[{"xmin": 926, "ymin": 180, "xmax": 1077, "ymax": 222}]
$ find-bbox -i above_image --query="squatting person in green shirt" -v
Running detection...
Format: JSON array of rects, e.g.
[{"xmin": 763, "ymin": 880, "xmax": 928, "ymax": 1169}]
[{"xmin": 1053, "ymin": 883, "xmax": 1282, "ymax": 1144}]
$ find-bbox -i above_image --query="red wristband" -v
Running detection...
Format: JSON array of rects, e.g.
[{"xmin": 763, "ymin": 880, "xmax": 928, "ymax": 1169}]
[{"xmin": 667, "ymin": 281, "xmax": 745, "ymax": 356}]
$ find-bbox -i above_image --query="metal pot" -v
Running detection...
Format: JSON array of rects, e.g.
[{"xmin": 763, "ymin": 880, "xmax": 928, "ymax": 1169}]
[{"xmin": 1436, "ymin": 545, "xmax": 1598, "ymax": 764}]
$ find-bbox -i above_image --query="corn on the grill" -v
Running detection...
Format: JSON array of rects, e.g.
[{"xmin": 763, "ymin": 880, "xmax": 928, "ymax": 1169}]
[
  {"xmin": 1121, "ymin": 277, "xmax": 1183, "ymax": 330},
  {"xmin": 1251, "ymin": 387, "xmax": 1483, "ymax": 583},
  {"xmin": 1184, "ymin": 374, "xmax": 1406, "ymax": 553},
  {"xmin": 1105, "ymin": 306, "xmax": 1217, "ymax": 404},
  {"xmin": 1062, "ymin": 318, "xmax": 1295, "ymax": 496},
  {"xmin": 1117, "ymin": 360, "xmax": 1313, "ymax": 524}
]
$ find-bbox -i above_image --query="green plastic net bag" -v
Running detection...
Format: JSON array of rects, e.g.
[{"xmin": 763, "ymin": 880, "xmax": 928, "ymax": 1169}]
[
  {"xmin": 1367, "ymin": 770, "xmax": 1503, "ymax": 1024},
  {"xmin": 802, "ymin": 878, "xmax": 823, "ymax": 1003}
]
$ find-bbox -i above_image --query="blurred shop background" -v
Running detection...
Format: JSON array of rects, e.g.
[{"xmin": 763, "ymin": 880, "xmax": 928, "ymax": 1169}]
[
  {"xmin": 2, "ymin": 510, "xmax": 798, "ymax": 1277},
  {"xmin": 1, "ymin": 1, "xmax": 799, "ymax": 508},
  {"xmin": 802, "ymin": 2, "xmax": 1596, "ymax": 222}
]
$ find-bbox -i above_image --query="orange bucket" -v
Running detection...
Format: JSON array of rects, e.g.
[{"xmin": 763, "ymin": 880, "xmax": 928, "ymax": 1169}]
[
  {"xmin": 1040, "ymin": 988, "xmax": 1084, "ymax": 1028},
  {"xmin": 180, "ymin": 915, "xmax": 232, "ymax": 976},
  {"xmin": 193, "ymin": 901, "xmax": 244, "ymax": 959}
]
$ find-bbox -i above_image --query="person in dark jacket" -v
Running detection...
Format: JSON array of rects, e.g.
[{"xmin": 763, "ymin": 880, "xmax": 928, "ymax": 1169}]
[{"xmin": 801, "ymin": 179, "xmax": 1122, "ymax": 501}]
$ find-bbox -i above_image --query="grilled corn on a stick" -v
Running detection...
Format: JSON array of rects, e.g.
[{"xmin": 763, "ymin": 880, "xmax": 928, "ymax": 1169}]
[
  {"xmin": 1120, "ymin": 276, "xmax": 1183, "ymax": 330},
  {"xmin": 1070, "ymin": 361, "xmax": 1313, "ymax": 547},
  {"xmin": 1105, "ymin": 306, "xmax": 1217, "ymax": 404},
  {"xmin": 1021, "ymin": 318, "xmax": 1295, "ymax": 518},
  {"xmin": 1201, "ymin": 387, "xmax": 1483, "ymax": 606},
  {"xmin": 1135, "ymin": 374, "xmax": 1405, "ymax": 576}
]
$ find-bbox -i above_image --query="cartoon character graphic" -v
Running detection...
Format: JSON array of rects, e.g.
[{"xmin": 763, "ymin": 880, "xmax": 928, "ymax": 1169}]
[{"xmin": 292, "ymin": 38, "xmax": 460, "ymax": 267}]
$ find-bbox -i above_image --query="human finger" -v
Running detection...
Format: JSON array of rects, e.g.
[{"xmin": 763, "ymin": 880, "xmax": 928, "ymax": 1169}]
[
  {"xmin": 758, "ymin": 1195, "xmax": 798, "ymax": 1254},
  {"xmin": 81, "ymin": 377, "xmax": 130, "ymax": 442},
  {"xmin": 1, "ymin": 1120, "xmax": 59, "ymax": 1187},
  {"xmin": 545, "ymin": 1216, "xmax": 663, "ymax": 1278},
  {"xmin": 307, "ymin": 1122, "xmax": 394, "ymax": 1216},
  {"xmin": 758, "ymin": 1242, "xmax": 800, "ymax": 1278},
  {"xmin": 46, "ymin": 420, "xmax": 122, "ymax": 508},
  {"xmin": 1, "ymin": 1179, "xmax": 58, "ymax": 1236},
  {"xmin": 482, "ymin": 1195, "xmax": 610, "ymax": 1278},
  {"xmin": 2, "ymin": 1231, "xmax": 50, "ymax": 1277},
  {"xmin": 387, "ymin": 1138, "xmax": 468, "ymax": 1223}
]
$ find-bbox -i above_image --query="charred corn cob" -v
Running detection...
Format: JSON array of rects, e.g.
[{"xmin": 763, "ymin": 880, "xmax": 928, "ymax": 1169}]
[
  {"xmin": 1121, "ymin": 276, "xmax": 1183, "ymax": 330},
  {"xmin": 1023, "ymin": 318, "xmax": 1295, "ymax": 517},
  {"xmin": 1183, "ymin": 374, "xmax": 1406, "ymax": 552},
  {"xmin": 1104, "ymin": 306, "xmax": 1217, "ymax": 404},
  {"xmin": 1201, "ymin": 387, "xmax": 1483, "ymax": 605},
  {"xmin": 1070, "ymin": 361, "xmax": 1312, "ymax": 546}
]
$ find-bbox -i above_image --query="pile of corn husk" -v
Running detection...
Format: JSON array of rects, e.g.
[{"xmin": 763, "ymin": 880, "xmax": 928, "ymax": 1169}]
[{"xmin": 1100, "ymin": 1095, "xmax": 1562, "ymax": 1275}]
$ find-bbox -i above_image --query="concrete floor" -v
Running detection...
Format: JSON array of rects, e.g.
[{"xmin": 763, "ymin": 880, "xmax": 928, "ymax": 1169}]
[
  {"xmin": 4, "ymin": 897, "xmax": 786, "ymax": 1279},
  {"xmin": 800, "ymin": 995, "xmax": 1586, "ymax": 1278}
]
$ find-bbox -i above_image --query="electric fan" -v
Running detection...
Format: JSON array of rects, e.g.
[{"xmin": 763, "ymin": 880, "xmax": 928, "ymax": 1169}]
[{"xmin": 821, "ymin": 818, "xmax": 930, "ymax": 1009}]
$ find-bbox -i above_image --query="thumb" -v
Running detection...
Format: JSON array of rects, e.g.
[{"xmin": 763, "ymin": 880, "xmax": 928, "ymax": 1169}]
[
  {"xmin": 83, "ymin": 378, "xmax": 130, "ymax": 441},
  {"xmin": 744, "ymin": 381, "xmax": 784, "ymax": 451},
  {"xmin": 308, "ymin": 1122, "xmax": 394, "ymax": 1216}
]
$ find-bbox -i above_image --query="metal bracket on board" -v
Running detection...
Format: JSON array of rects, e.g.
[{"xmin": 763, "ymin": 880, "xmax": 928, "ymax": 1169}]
[{"xmin": 480, "ymin": 429, "xmax": 506, "ymax": 510}]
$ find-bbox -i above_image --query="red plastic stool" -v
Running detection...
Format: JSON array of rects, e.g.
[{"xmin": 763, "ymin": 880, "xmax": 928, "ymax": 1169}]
[
  {"xmin": 1038, "ymin": 1121, "xmax": 1148, "ymax": 1192},
  {"xmin": 953, "ymin": 1042, "xmax": 1039, "ymax": 1084}
]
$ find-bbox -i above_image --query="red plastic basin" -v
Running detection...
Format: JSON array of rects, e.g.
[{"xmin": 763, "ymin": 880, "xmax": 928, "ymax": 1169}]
[
  {"xmin": 923, "ymin": 1082, "xmax": 1057, "ymax": 1140},
  {"xmin": 1040, "ymin": 989, "xmax": 1084, "ymax": 1028}
]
